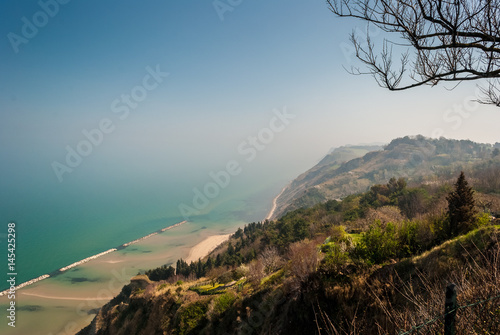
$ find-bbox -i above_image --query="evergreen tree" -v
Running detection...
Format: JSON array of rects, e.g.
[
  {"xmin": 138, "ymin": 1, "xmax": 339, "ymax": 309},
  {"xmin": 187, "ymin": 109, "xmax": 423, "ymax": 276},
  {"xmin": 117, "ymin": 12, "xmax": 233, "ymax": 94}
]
[
  {"xmin": 196, "ymin": 260, "xmax": 203, "ymax": 277},
  {"xmin": 234, "ymin": 227, "xmax": 244, "ymax": 239},
  {"xmin": 215, "ymin": 254, "xmax": 222, "ymax": 267},
  {"xmin": 227, "ymin": 242, "xmax": 234, "ymax": 255},
  {"xmin": 447, "ymin": 172, "xmax": 477, "ymax": 237},
  {"xmin": 206, "ymin": 257, "xmax": 213, "ymax": 271}
]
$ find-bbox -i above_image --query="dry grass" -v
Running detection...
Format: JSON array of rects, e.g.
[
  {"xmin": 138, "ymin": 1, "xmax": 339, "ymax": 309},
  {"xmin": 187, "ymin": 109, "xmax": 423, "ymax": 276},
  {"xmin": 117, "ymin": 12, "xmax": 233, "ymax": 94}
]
[
  {"xmin": 315, "ymin": 226, "xmax": 500, "ymax": 335},
  {"xmin": 372, "ymin": 227, "xmax": 500, "ymax": 334}
]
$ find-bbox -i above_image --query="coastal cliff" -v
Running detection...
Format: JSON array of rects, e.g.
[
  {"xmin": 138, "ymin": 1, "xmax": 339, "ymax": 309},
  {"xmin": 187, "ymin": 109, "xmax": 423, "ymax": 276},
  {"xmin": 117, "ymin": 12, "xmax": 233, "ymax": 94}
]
[
  {"xmin": 77, "ymin": 136, "xmax": 500, "ymax": 335},
  {"xmin": 272, "ymin": 136, "xmax": 495, "ymax": 218},
  {"xmin": 78, "ymin": 224, "xmax": 500, "ymax": 335}
]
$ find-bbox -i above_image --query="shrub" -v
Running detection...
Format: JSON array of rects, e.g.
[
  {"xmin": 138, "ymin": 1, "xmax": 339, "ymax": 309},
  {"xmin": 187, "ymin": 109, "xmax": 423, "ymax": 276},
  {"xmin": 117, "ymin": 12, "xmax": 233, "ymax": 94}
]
[
  {"xmin": 265, "ymin": 268, "xmax": 286, "ymax": 285},
  {"xmin": 355, "ymin": 220, "xmax": 399, "ymax": 264},
  {"xmin": 397, "ymin": 220, "xmax": 421, "ymax": 258},
  {"xmin": 320, "ymin": 242, "xmax": 349, "ymax": 274},
  {"xmin": 429, "ymin": 212, "xmax": 451, "ymax": 244},
  {"xmin": 207, "ymin": 267, "xmax": 226, "ymax": 287},
  {"xmin": 217, "ymin": 271, "xmax": 234, "ymax": 284},
  {"xmin": 175, "ymin": 301, "xmax": 209, "ymax": 335},
  {"xmin": 231, "ymin": 267, "xmax": 246, "ymax": 281},
  {"xmin": 213, "ymin": 292, "xmax": 236, "ymax": 315},
  {"xmin": 475, "ymin": 212, "xmax": 491, "ymax": 229},
  {"xmin": 328, "ymin": 225, "xmax": 352, "ymax": 246},
  {"xmin": 133, "ymin": 287, "xmax": 145, "ymax": 295}
]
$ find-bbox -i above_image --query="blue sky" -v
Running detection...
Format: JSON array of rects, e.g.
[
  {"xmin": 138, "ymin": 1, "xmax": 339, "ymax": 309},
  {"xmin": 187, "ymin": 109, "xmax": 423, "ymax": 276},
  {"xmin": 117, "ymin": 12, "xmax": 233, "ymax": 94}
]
[{"xmin": 1, "ymin": 0, "xmax": 500, "ymax": 190}]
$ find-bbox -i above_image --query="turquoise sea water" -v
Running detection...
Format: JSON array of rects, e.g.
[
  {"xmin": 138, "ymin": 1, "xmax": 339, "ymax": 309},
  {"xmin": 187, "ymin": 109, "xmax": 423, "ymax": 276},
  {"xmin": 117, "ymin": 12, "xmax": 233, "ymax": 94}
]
[{"xmin": 0, "ymin": 168, "xmax": 285, "ymax": 292}]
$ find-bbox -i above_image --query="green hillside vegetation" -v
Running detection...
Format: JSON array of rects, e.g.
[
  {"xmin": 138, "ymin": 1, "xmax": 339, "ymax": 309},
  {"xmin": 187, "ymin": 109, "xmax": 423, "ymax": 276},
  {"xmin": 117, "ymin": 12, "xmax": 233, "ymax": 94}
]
[
  {"xmin": 273, "ymin": 136, "xmax": 497, "ymax": 218},
  {"xmin": 273, "ymin": 144, "xmax": 384, "ymax": 216},
  {"xmin": 78, "ymin": 167, "xmax": 500, "ymax": 335}
]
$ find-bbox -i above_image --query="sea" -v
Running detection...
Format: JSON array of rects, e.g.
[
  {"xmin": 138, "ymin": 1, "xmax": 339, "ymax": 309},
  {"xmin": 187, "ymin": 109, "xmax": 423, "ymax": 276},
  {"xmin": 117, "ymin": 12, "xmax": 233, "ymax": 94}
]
[
  {"xmin": 0, "ymin": 131, "xmax": 300, "ymax": 335},
  {"xmin": 0, "ymin": 169, "xmax": 286, "ymax": 293}
]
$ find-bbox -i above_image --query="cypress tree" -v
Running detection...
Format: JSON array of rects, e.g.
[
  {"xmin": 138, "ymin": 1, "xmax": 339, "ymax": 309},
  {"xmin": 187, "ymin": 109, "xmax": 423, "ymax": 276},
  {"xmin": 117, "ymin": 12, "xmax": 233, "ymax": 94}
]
[
  {"xmin": 446, "ymin": 171, "xmax": 477, "ymax": 237},
  {"xmin": 227, "ymin": 242, "xmax": 234, "ymax": 255},
  {"xmin": 206, "ymin": 256, "xmax": 213, "ymax": 271}
]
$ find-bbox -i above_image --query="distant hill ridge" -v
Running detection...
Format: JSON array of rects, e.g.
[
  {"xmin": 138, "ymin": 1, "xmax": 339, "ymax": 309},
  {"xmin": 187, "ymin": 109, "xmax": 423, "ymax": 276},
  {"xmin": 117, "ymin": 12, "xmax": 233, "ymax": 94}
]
[{"xmin": 272, "ymin": 135, "xmax": 497, "ymax": 218}]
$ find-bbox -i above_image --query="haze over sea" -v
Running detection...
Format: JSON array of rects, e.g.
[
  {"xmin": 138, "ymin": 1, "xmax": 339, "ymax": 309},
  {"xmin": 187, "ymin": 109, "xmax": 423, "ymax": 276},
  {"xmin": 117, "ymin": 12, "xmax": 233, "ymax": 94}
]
[{"xmin": 0, "ymin": 151, "xmax": 289, "ymax": 292}]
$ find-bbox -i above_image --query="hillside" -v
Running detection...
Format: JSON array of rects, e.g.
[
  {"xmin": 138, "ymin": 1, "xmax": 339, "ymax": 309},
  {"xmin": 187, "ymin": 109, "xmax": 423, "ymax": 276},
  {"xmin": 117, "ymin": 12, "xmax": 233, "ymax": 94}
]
[
  {"xmin": 78, "ymin": 160, "xmax": 500, "ymax": 335},
  {"xmin": 78, "ymin": 225, "xmax": 500, "ymax": 334},
  {"xmin": 272, "ymin": 136, "xmax": 496, "ymax": 218}
]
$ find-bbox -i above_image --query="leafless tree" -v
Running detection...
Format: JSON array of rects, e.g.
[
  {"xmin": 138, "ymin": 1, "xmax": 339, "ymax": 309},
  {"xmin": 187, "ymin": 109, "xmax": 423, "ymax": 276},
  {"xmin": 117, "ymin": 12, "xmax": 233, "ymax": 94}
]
[
  {"xmin": 288, "ymin": 240, "xmax": 319, "ymax": 283},
  {"xmin": 327, "ymin": 0, "xmax": 500, "ymax": 106},
  {"xmin": 247, "ymin": 259, "xmax": 265, "ymax": 286},
  {"xmin": 259, "ymin": 246, "xmax": 283, "ymax": 275}
]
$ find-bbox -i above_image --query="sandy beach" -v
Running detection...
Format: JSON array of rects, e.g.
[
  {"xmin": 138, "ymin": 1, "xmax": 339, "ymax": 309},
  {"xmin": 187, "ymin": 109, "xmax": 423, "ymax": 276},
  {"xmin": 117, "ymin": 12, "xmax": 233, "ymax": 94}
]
[
  {"xmin": 0, "ymin": 219, "xmax": 242, "ymax": 335},
  {"xmin": 0, "ymin": 221, "xmax": 189, "ymax": 298},
  {"xmin": 185, "ymin": 234, "xmax": 231, "ymax": 263},
  {"xmin": 20, "ymin": 292, "xmax": 115, "ymax": 301},
  {"xmin": 265, "ymin": 185, "xmax": 288, "ymax": 220}
]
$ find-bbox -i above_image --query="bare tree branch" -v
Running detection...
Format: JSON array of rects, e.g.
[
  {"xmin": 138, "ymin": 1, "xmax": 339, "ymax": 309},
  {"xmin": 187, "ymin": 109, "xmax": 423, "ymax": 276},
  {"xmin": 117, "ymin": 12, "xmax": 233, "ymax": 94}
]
[{"xmin": 327, "ymin": 0, "xmax": 500, "ymax": 105}]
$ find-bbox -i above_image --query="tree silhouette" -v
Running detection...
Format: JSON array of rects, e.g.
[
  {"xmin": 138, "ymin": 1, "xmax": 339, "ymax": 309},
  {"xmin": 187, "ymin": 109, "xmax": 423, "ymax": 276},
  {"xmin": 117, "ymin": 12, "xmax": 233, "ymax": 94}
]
[
  {"xmin": 447, "ymin": 171, "xmax": 477, "ymax": 237},
  {"xmin": 328, "ymin": 0, "xmax": 500, "ymax": 106}
]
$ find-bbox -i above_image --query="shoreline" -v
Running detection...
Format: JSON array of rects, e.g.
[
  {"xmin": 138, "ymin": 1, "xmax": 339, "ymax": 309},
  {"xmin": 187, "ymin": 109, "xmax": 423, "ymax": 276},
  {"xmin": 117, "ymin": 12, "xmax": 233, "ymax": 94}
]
[
  {"xmin": 0, "ymin": 186, "xmax": 279, "ymax": 298},
  {"xmin": 0, "ymin": 228, "xmax": 230, "ymax": 299},
  {"xmin": 185, "ymin": 234, "xmax": 232, "ymax": 263},
  {"xmin": 0, "ymin": 193, "xmax": 277, "ymax": 334},
  {"xmin": 20, "ymin": 292, "xmax": 114, "ymax": 301},
  {"xmin": 265, "ymin": 184, "xmax": 288, "ymax": 221},
  {"xmin": 0, "ymin": 220, "xmax": 187, "ymax": 297},
  {"xmin": 2, "ymin": 185, "xmax": 278, "ymax": 297},
  {"xmin": 59, "ymin": 248, "xmax": 117, "ymax": 272}
]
